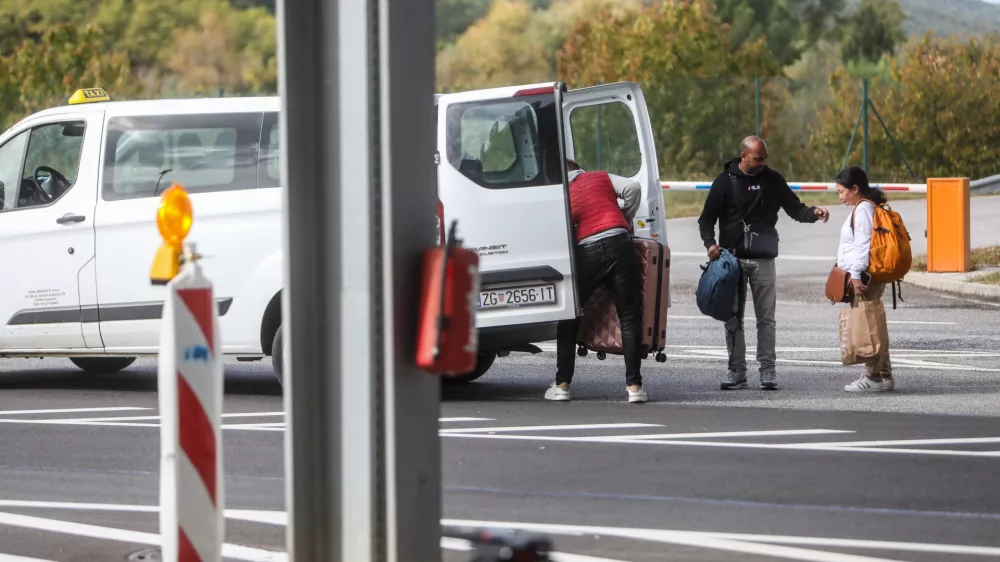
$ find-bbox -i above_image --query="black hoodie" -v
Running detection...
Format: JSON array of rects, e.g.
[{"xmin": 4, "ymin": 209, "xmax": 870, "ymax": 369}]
[{"xmin": 698, "ymin": 157, "xmax": 818, "ymax": 257}]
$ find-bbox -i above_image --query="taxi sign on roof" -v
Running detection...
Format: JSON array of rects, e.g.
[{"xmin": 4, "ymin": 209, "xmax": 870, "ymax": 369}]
[{"xmin": 66, "ymin": 88, "xmax": 110, "ymax": 105}]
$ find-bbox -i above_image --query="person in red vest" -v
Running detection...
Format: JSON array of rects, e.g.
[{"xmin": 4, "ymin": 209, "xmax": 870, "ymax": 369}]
[{"xmin": 545, "ymin": 159, "xmax": 647, "ymax": 404}]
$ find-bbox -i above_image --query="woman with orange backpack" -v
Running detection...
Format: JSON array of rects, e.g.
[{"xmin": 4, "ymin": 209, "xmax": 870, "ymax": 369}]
[{"xmin": 834, "ymin": 167, "xmax": 901, "ymax": 392}]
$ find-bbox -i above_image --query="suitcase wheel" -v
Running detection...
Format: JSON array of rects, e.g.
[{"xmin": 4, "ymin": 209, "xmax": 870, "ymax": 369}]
[
  {"xmin": 577, "ymin": 346, "xmax": 588, "ymax": 357},
  {"xmin": 655, "ymin": 352, "xmax": 667, "ymax": 363},
  {"xmin": 597, "ymin": 352, "xmax": 606, "ymax": 361},
  {"xmin": 642, "ymin": 352, "xmax": 648, "ymax": 360}
]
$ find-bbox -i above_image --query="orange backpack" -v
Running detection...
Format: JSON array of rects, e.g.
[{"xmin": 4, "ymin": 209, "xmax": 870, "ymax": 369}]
[{"xmin": 852, "ymin": 200, "xmax": 912, "ymax": 308}]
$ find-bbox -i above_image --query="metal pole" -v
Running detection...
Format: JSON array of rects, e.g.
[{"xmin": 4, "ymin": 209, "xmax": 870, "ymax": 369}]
[
  {"xmin": 862, "ymin": 78, "xmax": 869, "ymax": 172},
  {"xmin": 277, "ymin": 0, "xmax": 438, "ymax": 559},
  {"xmin": 841, "ymin": 99, "xmax": 864, "ymax": 171},
  {"xmin": 595, "ymin": 80, "xmax": 602, "ymax": 170},
  {"xmin": 755, "ymin": 75, "xmax": 761, "ymax": 138}
]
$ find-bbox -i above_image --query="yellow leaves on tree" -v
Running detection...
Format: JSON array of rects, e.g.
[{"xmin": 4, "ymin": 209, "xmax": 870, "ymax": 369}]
[
  {"xmin": 436, "ymin": 0, "xmax": 643, "ymax": 92},
  {"xmin": 0, "ymin": 22, "xmax": 138, "ymax": 130},
  {"xmin": 806, "ymin": 32, "xmax": 1000, "ymax": 182},
  {"xmin": 167, "ymin": 6, "xmax": 277, "ymax": 95},
  {"xmin": 557, "ymin": 0, "xmax": 784, "ymax": 179}
]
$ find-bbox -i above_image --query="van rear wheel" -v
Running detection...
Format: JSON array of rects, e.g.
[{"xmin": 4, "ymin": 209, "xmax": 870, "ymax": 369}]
[
  {"xmin": 441, "ymin": 352, "xmax": 496, "ymax": 385},
  {"xmin": 70, "ymin": 357, "xmax": 137, "ymax": 375},
  {"xmin": 272, "ymin": 324, "xmax": 284, "ymax": 385}
]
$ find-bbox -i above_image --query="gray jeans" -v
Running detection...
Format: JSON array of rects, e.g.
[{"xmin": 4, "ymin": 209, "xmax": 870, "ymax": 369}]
[{"xmin": 725, "ymin": 258, "xmax": 777, "ymax": 375}]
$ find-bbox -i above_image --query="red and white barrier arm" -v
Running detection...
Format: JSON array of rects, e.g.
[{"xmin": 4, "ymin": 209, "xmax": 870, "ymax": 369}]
[
  {"xmin": 661, "ymin": 181, "xmax": 927, "ymax": 193},
  {"xmin": 158, "ymin": 242, "xmax": 224, "ymax": 562}
]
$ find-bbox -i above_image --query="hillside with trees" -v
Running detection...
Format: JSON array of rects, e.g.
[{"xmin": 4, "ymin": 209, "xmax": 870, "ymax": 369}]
[{"xmin": 1, "ymin": 0, "xmax": 998, "ymax": 185}]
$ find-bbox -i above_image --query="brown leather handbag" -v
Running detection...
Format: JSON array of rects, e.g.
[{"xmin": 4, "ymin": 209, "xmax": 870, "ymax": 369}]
[{"xmin": 826, "ymin": 264, "xmax": 851, "ymax": 304}]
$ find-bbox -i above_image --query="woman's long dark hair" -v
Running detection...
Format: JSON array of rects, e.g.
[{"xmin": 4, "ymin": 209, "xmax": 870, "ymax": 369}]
[{"xmin": 835, "ymin": 166, "xmax": 887, "ymax": 205}]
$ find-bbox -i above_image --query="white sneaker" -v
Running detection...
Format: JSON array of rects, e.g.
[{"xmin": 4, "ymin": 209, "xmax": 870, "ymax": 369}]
[
  {"xmin": 544, "ymin": 383, "xmax": 570, "ymax": 401},
  {"xmin": 844, "ymin": 375, "xmax": 883, "ymax": 392},
  {"xmin": 882, "ymin": 377, "xmax": 894, "ymax": 391},
  {"xmin": 627, "ymin": 385, "xmax": 648, "ymax": 403}
]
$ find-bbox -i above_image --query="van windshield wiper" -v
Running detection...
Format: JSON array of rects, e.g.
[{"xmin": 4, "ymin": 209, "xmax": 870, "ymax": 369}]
[{"xmin": 152, "ymin": 169, "xmax": 173, "ymax": 197}]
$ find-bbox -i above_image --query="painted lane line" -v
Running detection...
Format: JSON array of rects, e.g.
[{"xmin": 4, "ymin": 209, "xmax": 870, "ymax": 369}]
[
  {"xmin": 589, "ymin": 429, "xmax": 854, "ymax": 442},
  {"xmin": 440, "ymin": 433, "xmax": 1000, "ymax": 457},
  {"xmin": 701, "ymin": 532, "xmax": 1000, "ymax": 557},
  {"xmin": 440, "ymin": 537, "xmax": 628, "ymax": 562},
  {"xmin": 800, "ymin": 437, "xmax": 1000, "ymax": 448},
  {"xmin": 0, "ymin": 407, "xmax": 150, "ymax": 417},
  {"xmin": 441, "ymin": 519, "xmax": 899, "ymax": 562},
  {"xmin": 440, "ymin": 423, "xmax": 662, "ymax": 434},
  {"xmin": 0, "ymin": 511, "xmax": 283, "ymax": 562},
  {"xmin": 440, "ymin": 417, "xmax": 496, "ymax": 422}
]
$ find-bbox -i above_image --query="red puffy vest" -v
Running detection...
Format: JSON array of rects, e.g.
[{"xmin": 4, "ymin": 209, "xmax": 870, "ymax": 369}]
[{"xmin": 569, "ymin": 171, "xmax": 629, "ymax": 244}]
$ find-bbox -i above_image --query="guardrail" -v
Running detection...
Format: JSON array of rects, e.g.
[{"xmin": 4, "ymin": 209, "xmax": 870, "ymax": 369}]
[
  {"xmin": 661, "ymin": 181, "xmax": 927, "ymax": 193},
  {"xmin": 971, "ymin": 174, "xmax": 1000, "ymax": 194}
]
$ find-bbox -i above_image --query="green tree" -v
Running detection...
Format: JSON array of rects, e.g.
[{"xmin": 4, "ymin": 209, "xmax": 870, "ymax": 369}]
[
  {"xmin": 713, "ymin": 0, "xmax": 845, "ymax": 67},
  {"xmin": 0, "ymin": 22, "xmax": 141, "ymax": 130},
  {"xmin": 804, "ymin": 32, "xmax": 1000, "ymax": 182},
  {"xmin": 557, "ymin": 0, "xmax": 785, "ymax": 179},
  {"xmin": 838, "ymin": 0, "xmax": 906, "ymax": 65}
]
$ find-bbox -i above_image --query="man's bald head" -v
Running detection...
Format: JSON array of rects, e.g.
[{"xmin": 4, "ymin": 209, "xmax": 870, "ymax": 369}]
[{"xmin": 739, "ymin": 135, "xmax": 769, "ymax": 175}]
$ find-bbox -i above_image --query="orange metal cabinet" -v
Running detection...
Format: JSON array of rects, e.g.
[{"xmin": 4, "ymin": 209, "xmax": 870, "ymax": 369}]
[{"xmin": 926, "ymin": 177, "xmax": 971, "ymax": 273}]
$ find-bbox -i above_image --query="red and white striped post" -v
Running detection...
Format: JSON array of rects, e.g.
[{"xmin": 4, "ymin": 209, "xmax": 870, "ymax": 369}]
[{"xmin": 157, "ymin": 241, "xmax": 224, "ymax": 562}]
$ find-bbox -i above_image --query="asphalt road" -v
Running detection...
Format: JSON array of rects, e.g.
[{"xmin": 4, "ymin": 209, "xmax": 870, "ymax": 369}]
[{"xmin": 1, "ymin": 196, "xmax": 999, "ymax": 561}]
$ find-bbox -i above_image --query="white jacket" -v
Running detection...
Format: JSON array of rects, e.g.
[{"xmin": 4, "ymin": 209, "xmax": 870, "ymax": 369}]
[{"xmin": 837, "ymin": 201, "xmax": 876, "ymax": 280}]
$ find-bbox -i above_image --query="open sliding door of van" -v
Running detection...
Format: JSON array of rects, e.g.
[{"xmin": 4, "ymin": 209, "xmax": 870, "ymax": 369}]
[
  {"xmin": 437, "ymin": 83, "xmax": 578, "ymax": 335},
  {"xmin": 561, "ymin": 82, "xmax": 666, "ymax": 243}
]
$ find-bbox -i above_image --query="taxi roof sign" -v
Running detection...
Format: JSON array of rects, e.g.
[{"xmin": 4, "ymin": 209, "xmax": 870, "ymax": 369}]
[{"xmin": 66, "ymin": 88, "xmax": 110, "ymax": 105}]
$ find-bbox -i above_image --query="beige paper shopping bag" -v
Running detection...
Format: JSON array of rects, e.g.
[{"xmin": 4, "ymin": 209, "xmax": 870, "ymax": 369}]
[{"xmin": 839, "ymin": 300, "xmax": 888, "ymax": 365}]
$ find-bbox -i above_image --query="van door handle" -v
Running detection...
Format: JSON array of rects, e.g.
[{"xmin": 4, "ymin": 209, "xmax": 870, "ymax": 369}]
[{"xmin": 56, "ymin": 213, "xmax": 86, "ymax": 225}]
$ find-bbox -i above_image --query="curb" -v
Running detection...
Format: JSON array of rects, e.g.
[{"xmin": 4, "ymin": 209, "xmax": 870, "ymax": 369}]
[{"xmin": 903, "ymin": 271, "xmax": 1000, "ymax": 300}]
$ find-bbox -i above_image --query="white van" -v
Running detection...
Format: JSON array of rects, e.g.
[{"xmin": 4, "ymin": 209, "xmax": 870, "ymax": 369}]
[{"xmin": 0, "ymin": 82, "xmax": 667, "ymax": 384}]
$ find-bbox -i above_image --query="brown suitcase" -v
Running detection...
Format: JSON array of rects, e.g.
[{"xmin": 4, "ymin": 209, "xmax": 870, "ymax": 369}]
[{"xmin": 576, "ymin": 238, "xmax": 670, "ymax": 363}]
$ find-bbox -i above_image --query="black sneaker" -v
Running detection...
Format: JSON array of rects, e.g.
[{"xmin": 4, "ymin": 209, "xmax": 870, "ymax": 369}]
[
  {"xmin": 720, "ymin": 370, "xmax": 748, "ymax": 390},
  {"xmin": 760, "ymin": 371, "xmax": 778, "ymax": 391}
]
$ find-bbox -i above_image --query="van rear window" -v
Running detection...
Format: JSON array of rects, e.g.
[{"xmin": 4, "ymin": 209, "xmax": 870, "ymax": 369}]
[
  {"xmin": 445, "ymin": 94, "xmax": 562, "ymax": 190},
  {"xmin": 101, "ymin": 113, "xmax": 262, "ymax": 201}
]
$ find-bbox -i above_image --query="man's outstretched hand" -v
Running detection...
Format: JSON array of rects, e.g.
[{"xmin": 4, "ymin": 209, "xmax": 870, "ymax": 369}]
[
  {"xmin": 814, "ymin": 207, "xmax": 830, "ymax": 223},
  {"xmin": 707, "ymin": 244, "xmax": 721, "ymax": 261}
]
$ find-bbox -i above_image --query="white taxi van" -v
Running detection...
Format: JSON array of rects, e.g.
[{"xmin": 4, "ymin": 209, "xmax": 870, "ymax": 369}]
[{"xmin": 0, "ymin": 83, "xmax": 667, "ymax": 384}]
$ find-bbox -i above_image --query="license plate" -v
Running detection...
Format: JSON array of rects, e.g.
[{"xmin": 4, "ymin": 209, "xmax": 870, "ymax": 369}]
[{"xmin": 478, "ymin": 284, "xmax": 556, "ymax": 309}]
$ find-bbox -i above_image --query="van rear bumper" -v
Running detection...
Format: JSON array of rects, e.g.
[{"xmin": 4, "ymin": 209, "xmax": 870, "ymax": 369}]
[{"xmin": 478, "ymin": 321, "xmax": 557, "ymax": 353}]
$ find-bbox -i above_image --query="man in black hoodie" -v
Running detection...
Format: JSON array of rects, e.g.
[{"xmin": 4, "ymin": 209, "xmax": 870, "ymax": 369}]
[{"xmin": 698, "ymin": 136, "xmax": 830, "ymax": 391}]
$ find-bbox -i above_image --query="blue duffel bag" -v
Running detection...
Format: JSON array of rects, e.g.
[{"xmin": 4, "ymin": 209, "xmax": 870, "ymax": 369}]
[{"xmin": 696, "ymin": 249, "xmax": 742, "ymax": 322}]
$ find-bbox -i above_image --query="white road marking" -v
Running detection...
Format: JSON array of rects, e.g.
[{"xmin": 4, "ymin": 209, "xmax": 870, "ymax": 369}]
[
  {"xmin": 0, "ymin": 407, "xmax": 149, "ymax": 417},
  {"xmin": 803, "ymin": 437, "xmax": 1000, "ymax": 448},
  {"xmin": 442, "ymin": 433, "xmax": 1000, "ymax": 458},
  {"xmin": 0, "ymin": 511, "xmax": 283, "ymax": 562},
  {"xmin": 440, "ymin": 423, "xmax": 662, "ymax": 434},
  {"xmin": 886, "ymin": 320, "xmax": 958, "ymax": 325},
  {"xmin": 440, "ymin": 417, "xmax": 496, "ymax": 422},
  {"xmin": 442, "ymin": 519, "xmax": 900, "ymax": 562},
  {"xmin": 680, "ymin": 531, "xmax": 1000, "ymax": 558},
  {"xmin": 591, "ymin": 429, "xmax": 854, "ymax": 442},
  {"xmin": 4, "ymin": 501, "xmax": 996, "ymax": 560},
  {"xmin": 440, "ymin": 537, "xmax": 628, "ymax": 562}
]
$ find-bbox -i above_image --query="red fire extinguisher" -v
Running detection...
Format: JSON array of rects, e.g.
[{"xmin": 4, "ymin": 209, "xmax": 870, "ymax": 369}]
[{"xmin": 416, "ymin": 219, "xmax": 479, "ymax": 375}]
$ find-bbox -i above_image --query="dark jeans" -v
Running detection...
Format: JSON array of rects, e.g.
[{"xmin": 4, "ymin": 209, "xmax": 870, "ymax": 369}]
[{"xmin": 556, "ymin": 232, "xmax": 643, "ymax": 387}]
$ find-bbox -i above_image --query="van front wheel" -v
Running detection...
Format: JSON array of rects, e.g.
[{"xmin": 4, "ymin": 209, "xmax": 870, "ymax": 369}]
[{"xmin": 70, "ymin": 357, "xmax": 137, "ymax": 375}]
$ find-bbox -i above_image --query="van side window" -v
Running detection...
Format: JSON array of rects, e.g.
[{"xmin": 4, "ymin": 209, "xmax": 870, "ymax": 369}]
[
  {"xmin": 0, "ymin": 121, "xmax": 86, "ymax": 211},
  {"xmin": 569, "ymin": 102, "xmax": 642, "ymax": 178},
  {"xmin": 102, "ymin": 113, "xmax": 262, "ymax": 201},
  {"xmin": 258, "ymin": 112, "xmax": 281, "ymax": 189},
  {"xmin": 445, "ymin": 95, "xmax": 562, "ymax": 190},
  {"xmin": 0, "ymin": 130, "xmax": 29, "ymax": 211}
]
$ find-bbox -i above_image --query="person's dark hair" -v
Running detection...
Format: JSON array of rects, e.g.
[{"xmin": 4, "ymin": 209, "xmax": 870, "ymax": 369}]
[
  {"xmin": 566, "ymin": 158, "xmax": 581, "ymax": 171},
  {"xmin": 835, "ymin": 166, "xmax": 887, "ymax": 205}
]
